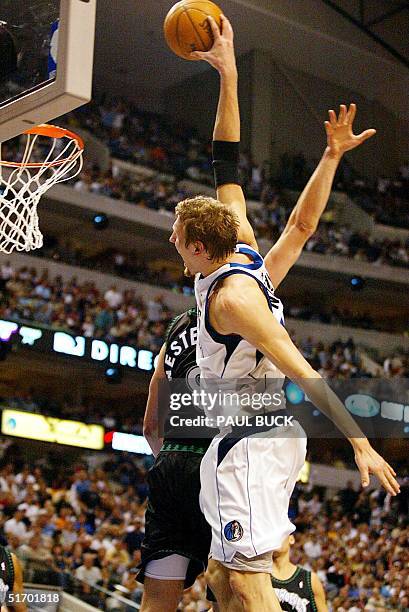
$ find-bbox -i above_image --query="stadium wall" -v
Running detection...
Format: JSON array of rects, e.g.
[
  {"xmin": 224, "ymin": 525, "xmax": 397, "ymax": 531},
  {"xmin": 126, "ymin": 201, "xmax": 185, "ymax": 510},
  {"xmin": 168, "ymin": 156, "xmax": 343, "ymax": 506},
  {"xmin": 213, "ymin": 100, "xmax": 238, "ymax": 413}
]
[{"xmin": 163, "ymin": 51, "xmax": 254, "ymax": 154}]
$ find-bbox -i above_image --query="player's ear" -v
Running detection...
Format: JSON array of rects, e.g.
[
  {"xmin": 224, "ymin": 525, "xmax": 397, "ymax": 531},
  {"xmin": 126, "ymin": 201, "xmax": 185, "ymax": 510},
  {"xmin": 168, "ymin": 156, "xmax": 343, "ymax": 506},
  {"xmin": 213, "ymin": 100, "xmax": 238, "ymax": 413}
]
[
  {"xmin": 193, "ymin": 241, "xmax": 205, "ymax": 254},
  {"xmin": 289, "ymin": 534, "xmax": 295, "ymax": 545}
]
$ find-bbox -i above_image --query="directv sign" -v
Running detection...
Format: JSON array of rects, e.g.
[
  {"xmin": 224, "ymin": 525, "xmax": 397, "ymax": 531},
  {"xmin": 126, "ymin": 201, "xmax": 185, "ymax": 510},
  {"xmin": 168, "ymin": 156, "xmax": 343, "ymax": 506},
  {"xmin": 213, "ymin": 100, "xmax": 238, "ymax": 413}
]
[
  {"xmin": 53, "ymin": 332, "xmax": 155, "ymax": 370},
  {"xmin": 0, "ymin": 319, "xmax": 158, "ymax": 372}
]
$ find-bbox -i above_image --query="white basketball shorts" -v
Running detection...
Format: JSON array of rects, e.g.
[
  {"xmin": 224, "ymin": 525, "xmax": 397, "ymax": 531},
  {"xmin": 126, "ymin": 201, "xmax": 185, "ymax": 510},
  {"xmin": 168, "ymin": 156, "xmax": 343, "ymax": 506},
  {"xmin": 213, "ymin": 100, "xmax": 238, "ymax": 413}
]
[{"xmin": 199, "ymin": 421, "xmax": 307, "ymax": 565}]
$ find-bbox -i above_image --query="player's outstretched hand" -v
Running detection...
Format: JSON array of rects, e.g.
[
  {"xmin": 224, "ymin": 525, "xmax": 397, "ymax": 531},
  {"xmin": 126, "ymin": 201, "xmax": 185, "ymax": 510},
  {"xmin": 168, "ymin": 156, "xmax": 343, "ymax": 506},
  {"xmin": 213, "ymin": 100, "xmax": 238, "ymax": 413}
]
[
  {"xmin": 353, "ymin": 440, "xmax": 400, "ymax": 495},
  {"xmin": 190, "ymin": 15, "xmax": 236, "ymax": 76},
  {"xmin": 325, "ymin": 103, "xmax": 376, "ymax": 159}
]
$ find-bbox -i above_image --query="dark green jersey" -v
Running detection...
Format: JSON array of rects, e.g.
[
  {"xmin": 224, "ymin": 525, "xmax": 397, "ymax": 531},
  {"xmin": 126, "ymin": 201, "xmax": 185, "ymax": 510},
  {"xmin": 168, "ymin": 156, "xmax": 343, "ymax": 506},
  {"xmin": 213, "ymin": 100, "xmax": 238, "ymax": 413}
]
[
  {"xmin": 162, "ymin": 308, "xmax": 213, "ymax": 450},
  {"xmin": 272, "ymin": 566, "xmax": 317, "ymax": 612},
  {"xmin": 0, "ymin": 546, "xmax": 14, "ymax": 605}
]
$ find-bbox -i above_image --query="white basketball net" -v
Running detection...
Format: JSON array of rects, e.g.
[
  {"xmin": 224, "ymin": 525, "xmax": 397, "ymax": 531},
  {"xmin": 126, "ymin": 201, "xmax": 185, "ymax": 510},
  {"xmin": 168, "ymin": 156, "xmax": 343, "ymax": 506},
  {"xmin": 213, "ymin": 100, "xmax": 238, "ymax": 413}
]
[{"xmin": 0, "ymin": 128, "xmax": 84, "ymax": 254}]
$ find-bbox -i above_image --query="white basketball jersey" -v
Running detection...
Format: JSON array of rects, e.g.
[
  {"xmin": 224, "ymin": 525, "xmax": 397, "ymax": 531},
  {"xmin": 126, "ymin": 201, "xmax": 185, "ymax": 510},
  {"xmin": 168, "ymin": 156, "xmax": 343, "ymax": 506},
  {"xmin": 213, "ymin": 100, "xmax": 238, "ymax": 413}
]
[{"xmin": 195, "ymin": 243, "xmax": 285, "ymax": 420}]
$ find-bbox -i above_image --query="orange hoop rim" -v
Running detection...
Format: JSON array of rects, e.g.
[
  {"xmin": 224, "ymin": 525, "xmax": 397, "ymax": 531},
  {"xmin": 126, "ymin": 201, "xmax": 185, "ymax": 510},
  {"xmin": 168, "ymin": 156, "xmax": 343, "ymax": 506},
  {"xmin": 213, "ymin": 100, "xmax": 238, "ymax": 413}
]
[{"xmin": 0, "ymin": 124, "xmax": 84, "ymax": 169}]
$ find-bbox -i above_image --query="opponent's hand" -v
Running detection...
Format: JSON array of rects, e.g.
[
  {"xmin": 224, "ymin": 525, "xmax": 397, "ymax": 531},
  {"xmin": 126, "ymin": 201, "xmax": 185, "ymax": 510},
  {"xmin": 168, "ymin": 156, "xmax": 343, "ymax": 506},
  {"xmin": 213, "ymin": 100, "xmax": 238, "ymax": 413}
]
[
  {"xmin": 190, "ymin": 15, "xmax": 237, "ymax": 76},
  {"xmin": 325, "ymin": 103, "xmax": 376, "ymax": 159},
  {"xmin": 353, "ymin": 440, "xmax": 400, "ymax": 495}
]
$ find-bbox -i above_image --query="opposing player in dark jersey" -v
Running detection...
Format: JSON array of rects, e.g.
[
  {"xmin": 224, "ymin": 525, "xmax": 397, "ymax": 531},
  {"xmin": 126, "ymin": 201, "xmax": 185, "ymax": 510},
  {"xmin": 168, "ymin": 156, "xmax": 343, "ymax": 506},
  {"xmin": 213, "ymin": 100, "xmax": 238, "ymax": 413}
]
[
  {"xmin": 138, "ymin": 308, "xmax": 216, "ymax": 612},
  {"xmin": 272, "ymin": 535, "xmax": 327, "ymax": 612},
  {"xmin": 0, "ymin": 546, "xmax": 26, "ymax": 612},
  {"xmin": 139, "ymin": 16, "xmax": 384, "ymax": 612}
]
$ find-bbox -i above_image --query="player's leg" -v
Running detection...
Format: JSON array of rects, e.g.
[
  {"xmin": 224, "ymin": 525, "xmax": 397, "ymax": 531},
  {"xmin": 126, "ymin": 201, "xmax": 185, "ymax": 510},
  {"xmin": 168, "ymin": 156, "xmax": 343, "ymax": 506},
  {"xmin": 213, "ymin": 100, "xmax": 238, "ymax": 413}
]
[
  {"xmin": 201, "ymin": 431, "xmax": 306, "ymax": 612},
  {"xmin": 206, "ymin": 558, "xmax": 281, "ymax": 612},
  {"xmin": 139, "ymin": 451, "xmax": 210, "ymax": 611},
  {"xmin": 206, "ymin": 559, "xmax": 238, "ymax": 611},
  {"xmin": 210, "ymin": 552, "xmax": 282, "ymax": 612},
  {"xmin": 228, "ymin": 568, "xmax": 282, "ymax": 612},
  {"xmin": 141, "ymin": 553, "xmax": 195, "ymax": 611},
  {"xmin": 140, "ymin": 576, "xmax": 184, "ymax": 612}
]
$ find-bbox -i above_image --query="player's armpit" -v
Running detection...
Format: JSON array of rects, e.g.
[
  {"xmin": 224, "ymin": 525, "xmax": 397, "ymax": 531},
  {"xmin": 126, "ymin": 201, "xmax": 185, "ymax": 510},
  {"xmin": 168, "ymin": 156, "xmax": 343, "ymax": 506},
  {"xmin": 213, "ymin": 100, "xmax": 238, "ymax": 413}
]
[
  {"xmin": 143, "ymin": 343, "xmax": 167, "ymax": 456},
  {"xmin": 311, "ymin": 572, "xmax": 328, "ymax": 612},
  {"xmin": 216, "ymin": 184, "xmax": 258, "ymax": 250}
]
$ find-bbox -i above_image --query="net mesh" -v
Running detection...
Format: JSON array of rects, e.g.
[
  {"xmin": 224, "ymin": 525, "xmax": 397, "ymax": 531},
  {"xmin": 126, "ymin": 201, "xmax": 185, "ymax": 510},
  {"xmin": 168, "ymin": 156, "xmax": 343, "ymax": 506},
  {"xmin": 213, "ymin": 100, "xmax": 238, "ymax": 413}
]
[{"xmin": 0, "ymin": 130, "xmax": 83, "ymax": 253}]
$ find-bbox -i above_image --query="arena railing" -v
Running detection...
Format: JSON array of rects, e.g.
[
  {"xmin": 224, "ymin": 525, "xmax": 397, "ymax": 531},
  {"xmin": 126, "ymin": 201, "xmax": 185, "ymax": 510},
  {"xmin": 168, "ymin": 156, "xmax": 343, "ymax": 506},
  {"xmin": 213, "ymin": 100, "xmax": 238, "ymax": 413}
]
[{"xmin": 20, "ymin": 560, "xmax": 141, "ymax": 611}]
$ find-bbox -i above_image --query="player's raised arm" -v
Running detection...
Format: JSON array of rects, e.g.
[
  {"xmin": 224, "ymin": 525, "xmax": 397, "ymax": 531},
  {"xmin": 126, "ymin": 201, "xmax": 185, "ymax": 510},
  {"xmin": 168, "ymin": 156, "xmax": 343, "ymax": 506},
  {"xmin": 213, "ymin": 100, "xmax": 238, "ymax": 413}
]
[
  {"xmin": 264, "ymin": 103, "xmax": 376, "ymax": 288},
  {"xmin": 143, "ymin": 343, "xmax": 166, "ymax": 456},
  {"xmin": 212, "ymin": 275, "xmax": 400, "ymax": 496},
  {"xmin": 191, "ymin": 15, "xmax": 257, "ymax": 249}
]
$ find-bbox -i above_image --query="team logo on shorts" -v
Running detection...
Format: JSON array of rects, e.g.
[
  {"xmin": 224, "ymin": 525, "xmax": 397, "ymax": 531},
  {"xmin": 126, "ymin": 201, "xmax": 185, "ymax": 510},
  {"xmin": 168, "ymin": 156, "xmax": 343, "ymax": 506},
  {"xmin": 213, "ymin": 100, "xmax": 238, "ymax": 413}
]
[{"xmin": 224, "ymin": 520, "xmax": 243, "ymax": 542}]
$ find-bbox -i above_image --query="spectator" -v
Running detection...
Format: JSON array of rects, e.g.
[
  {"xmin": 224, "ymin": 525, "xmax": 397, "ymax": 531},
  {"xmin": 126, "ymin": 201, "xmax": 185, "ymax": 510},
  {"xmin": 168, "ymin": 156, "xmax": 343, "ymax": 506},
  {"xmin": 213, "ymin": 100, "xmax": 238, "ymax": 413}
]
[
  {"xmin": 17, "ymin": 533, "xmax": 53, "ymax": 566},
  {"xmin": 303, "ymin": 534, "xmax": 322, "ymax": 559},
  {"xmin": 4, "ymin": 508, "xmax": 30, "ymax": 544},
  {"xmin": 75, "ymin": 553, "xmax": 102, "ymax": 585},
  {"xmin": 0, "ymin": 261, "xmax": 13, "ymax": 291},
  {"xmin": 104, "ymin": 285, "xmax": 123, "ymax": 309}
]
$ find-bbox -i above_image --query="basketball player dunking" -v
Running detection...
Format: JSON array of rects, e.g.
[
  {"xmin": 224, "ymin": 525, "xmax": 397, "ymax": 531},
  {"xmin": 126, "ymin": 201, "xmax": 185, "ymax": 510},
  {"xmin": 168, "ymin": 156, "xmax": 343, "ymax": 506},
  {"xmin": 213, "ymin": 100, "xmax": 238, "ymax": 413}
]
[
  {"xmin": 169, "ymin": 14, "xmax": 400, "ymax": 612},
  {"xmin": 138, "ymin": 100, "xmax": 379, "ymax": 612},
  {"xmin": 272, "ymin": 535, "xmax": 327, "ymax": 612}
]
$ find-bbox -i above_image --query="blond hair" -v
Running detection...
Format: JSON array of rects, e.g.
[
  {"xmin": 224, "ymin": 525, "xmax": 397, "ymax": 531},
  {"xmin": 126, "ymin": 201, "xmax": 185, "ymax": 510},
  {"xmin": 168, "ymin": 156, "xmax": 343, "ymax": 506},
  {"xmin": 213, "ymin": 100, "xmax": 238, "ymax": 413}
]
[{"xmin": 175, "ymin": 196, "xmax": 239, "ymax": 262}]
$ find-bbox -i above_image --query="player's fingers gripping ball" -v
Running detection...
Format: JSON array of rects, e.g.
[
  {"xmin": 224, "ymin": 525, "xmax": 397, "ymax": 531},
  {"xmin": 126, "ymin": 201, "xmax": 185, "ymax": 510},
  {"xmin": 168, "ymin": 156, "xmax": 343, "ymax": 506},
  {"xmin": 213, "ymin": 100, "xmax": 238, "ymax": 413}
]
[{"xmin": 164, "ymin": 0, "xmax": 222, "ymax": 60}]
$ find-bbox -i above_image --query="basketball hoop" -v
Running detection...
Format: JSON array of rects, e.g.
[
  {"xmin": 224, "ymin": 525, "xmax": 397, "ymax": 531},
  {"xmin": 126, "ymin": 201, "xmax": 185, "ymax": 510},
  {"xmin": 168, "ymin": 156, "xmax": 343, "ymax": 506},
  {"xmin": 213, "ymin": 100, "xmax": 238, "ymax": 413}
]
[{"xmin": 0, "ymin": 124, "xmax": 84, "ymax": 254}]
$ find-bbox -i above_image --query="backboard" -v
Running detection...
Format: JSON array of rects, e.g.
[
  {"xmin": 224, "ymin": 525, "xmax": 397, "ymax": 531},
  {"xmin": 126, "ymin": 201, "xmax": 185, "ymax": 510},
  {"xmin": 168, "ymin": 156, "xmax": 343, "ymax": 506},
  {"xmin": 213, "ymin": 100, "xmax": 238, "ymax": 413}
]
[{"xmin": 0, "ymin": 0, "xmax": 96, "ymax": 143}]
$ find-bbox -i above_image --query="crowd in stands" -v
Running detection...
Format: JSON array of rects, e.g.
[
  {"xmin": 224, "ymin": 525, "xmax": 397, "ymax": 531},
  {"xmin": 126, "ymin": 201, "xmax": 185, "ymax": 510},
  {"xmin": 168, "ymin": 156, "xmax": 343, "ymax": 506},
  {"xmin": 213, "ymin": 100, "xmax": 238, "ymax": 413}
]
[
  {"xmin": 349, "ymin": 163, "xmax": 409, "ymax": 230},
  {"xmin": 35, "ymin": 235, "xmax": 193, "ymax": 295},
  {"xmin": 72, "ymin": 162, "xmax": 188, "ymax": 214},
  {"xmin": 1, "ymin": 262, "xmax": 408, "ymax": 378},
  {"xmin": 250, "ymin": 194, "xmax": 409, "ymax": 268},
  {"xmin": 21, "ymin": 234, "xmax": 407, "ymax": 333},
  {"xmin": 291, "ymin": 482, "xmax": 409, "ymax": 611},
  {"xmin": 69, "ymin": 161, "xmax": 409, "ymax": 268},
  {"xmin": 0, "ymin": 453, "xmax": 149, "ymax": 610},
  {"xmin": 0, "ymin": 446, "xmax": 407, "ymax": 610},
  {"xmin": 296, "ymin": 336, "xmax": 366, "ymax": 379},
  {"xmin": 2, "ymin": 97, "xmax": 409, "ymax": 259},
  {"xmin": 0, "ymin": 262, "xmax": 172, "ymax": 353},
  {"xmin": 65, "ymin": 97, "xmax": 408, "ymax": 229},
  {"xmin": 277, "ymin": 152, "xmax": 409, "ymax": 231}
]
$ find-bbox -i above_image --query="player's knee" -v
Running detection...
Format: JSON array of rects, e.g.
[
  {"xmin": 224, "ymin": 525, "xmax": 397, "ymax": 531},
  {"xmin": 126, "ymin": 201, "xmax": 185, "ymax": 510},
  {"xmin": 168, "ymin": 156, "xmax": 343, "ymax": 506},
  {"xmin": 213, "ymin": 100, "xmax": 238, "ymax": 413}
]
[{"xmin": 228, "ymin": 572, "xmax": 252, "ymax": 603}]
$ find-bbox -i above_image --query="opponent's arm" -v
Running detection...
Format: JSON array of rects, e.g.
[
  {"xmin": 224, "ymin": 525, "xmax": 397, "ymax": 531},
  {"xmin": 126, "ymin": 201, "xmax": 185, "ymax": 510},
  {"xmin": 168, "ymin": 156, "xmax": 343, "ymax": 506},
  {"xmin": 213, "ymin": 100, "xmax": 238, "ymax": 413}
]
[
  {"xmin": 264, "ymin": 103, "xmax": 376, "ymax": 288},
  {"xmin": 311, "ymin": 572, "xmax": 328, "ymax": 612},
  {"xmin": 10, "ymin": 553, "xmax": 27, "ymax": 612},
  {"xmin": 143, "ymin": 344, "xmax": 166, "ymax": 457},
  {"xmin": 211, "ymin": 277, "xmax": 399, "ymax": 496},
  {"xmin": 192, "ymin": 16, "xmax": 257, "ymax": 249}
]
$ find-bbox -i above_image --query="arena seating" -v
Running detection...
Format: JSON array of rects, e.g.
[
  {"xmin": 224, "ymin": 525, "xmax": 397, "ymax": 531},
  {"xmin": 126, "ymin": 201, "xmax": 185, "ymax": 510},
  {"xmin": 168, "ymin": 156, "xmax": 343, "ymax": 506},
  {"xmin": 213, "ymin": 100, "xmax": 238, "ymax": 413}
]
[{"xmin": 0, "ymin": 453, "xmax": 407, "ymax": 610}]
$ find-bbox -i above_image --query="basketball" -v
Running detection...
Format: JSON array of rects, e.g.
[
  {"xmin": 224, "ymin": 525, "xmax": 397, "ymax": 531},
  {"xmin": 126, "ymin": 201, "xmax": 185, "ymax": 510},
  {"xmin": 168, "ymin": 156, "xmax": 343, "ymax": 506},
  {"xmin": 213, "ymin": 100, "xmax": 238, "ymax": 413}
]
[{"xmin": 164, "ymin": 0, "xmax": 222, "ymax": 60}]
